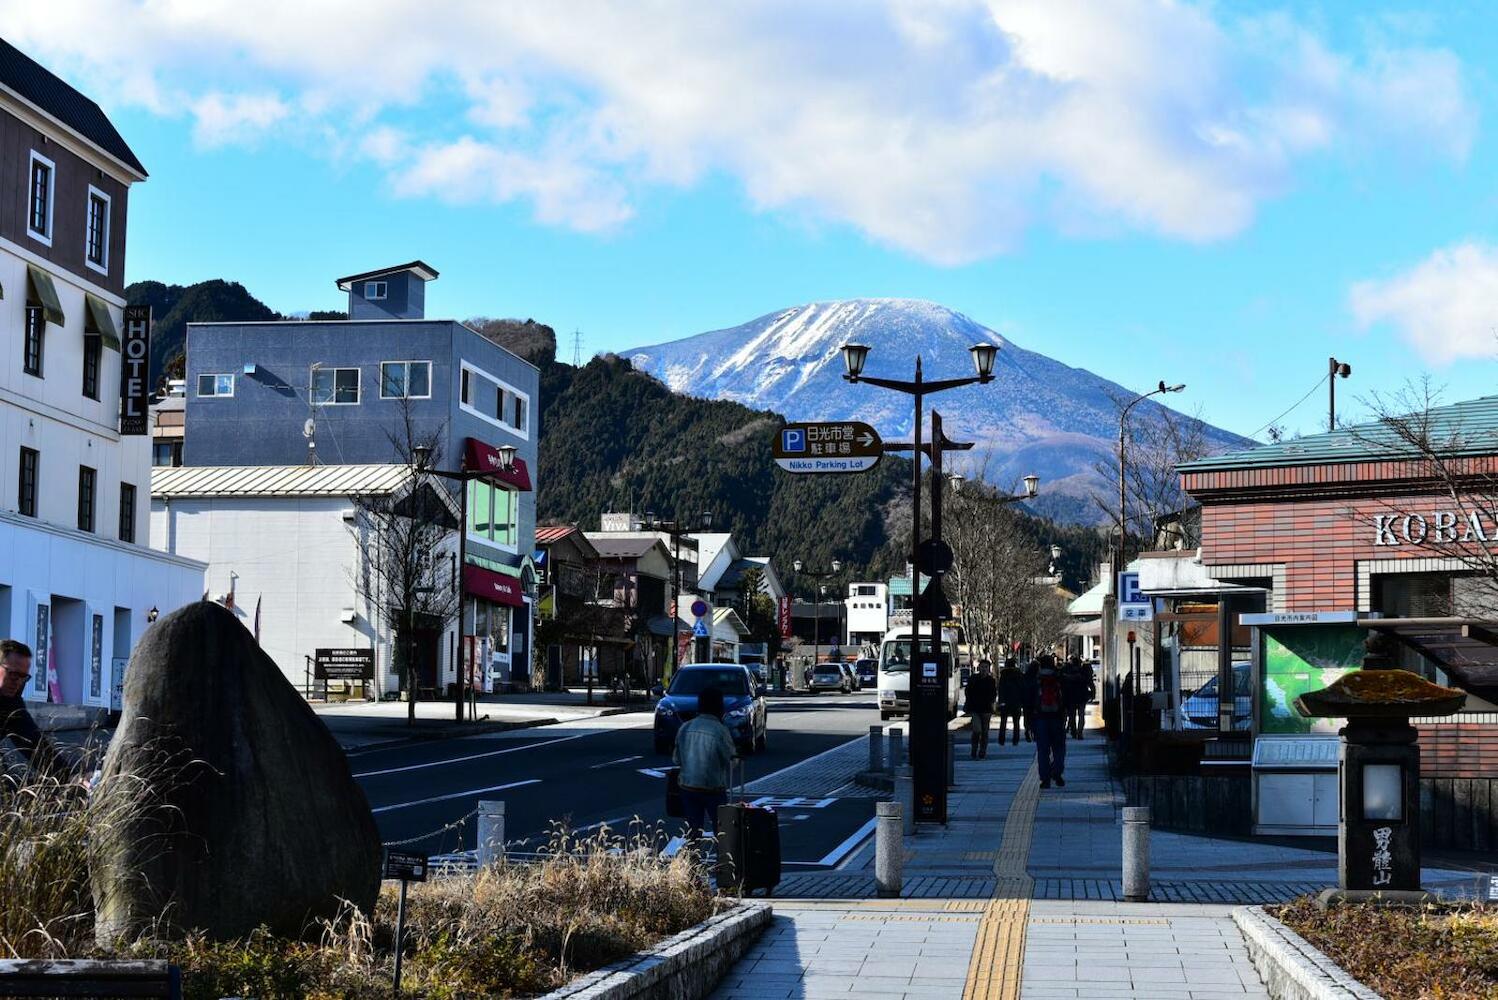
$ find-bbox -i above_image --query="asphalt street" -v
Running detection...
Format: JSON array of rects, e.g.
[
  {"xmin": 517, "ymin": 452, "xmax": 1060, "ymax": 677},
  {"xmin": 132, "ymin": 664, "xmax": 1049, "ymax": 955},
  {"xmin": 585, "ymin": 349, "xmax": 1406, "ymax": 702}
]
[{"xmin": 351, "ymin": 691, "xmax": 881, "ymax": 866}]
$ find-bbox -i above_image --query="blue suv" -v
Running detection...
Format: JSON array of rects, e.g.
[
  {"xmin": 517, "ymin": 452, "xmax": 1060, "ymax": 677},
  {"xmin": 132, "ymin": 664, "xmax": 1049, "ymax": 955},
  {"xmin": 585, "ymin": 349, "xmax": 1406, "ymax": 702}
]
[{"xmin": 653, "ymin": 663, "xmax": 768, "ymax": 756}]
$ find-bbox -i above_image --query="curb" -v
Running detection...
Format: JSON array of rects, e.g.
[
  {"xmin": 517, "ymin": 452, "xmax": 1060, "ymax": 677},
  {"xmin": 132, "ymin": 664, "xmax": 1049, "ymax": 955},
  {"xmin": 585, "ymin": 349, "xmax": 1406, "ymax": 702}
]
[
  {"xmin": 1232, "ymin": 906, "xmax": 1381, "ymax": 1000},
  {"xmin": 538, "ymin": 901, "xmax": 772, "ymax": 1000}
]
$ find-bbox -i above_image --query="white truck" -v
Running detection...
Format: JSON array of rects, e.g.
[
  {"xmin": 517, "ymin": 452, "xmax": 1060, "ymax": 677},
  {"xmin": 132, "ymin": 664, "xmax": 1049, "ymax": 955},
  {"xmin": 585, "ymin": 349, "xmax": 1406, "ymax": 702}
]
[{"xmin": 876, "ymin": 626, "xmax": 963, "ymax": 721}]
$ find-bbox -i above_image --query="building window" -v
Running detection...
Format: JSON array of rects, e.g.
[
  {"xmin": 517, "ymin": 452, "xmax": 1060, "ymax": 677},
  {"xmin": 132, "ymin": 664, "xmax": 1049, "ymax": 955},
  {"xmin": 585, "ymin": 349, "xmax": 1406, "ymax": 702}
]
[
  {"xmin": 496, "ymin": 386, "xmax": 506, "ymax": 422},
  {"xmin": 458, "ymin": 362, "xmax": 532, "ymax": 439},
  {"xmin": 466, "ymin": 480, "xmax": 518, "ymax": 547},
  {"xmin": 197, "ymin": 373, "xmax": 234, "ymax": 397},
  {"xmin": 513, "ymin": 394, "xmax": 526, "ymax": 432},
  {"xmin": 152, "ymin": 441, "xmax": 183, "ymax": 468},
  {"xmin": 23, "ymin": 305, "xmax": 44, "ymax": 377},
  {"xmin": 119, "ymin": 483, "xmax": 136, "ymax": 543},
  {"xmin": 85, "ymin": 188, "xmax": 110, "ymax": 272},
  {"xmin": 82, "ymin": 335, "xmax": 101, "ymax": 400},
  {"xmin": 27, "ymin": 151, "xmax": 54, "ymax": 244},
  {"xmin": 365, "ymin": 280, "xmax": 387, "ymax": 300},
  {"xmin": 311, "ymin": 366, "xmax": 360, "ymax": 405},
  {"xmin": 17, "ymin": 448, "xmax": 38, "ymax": 518},
  {"xmin": 380, "ymin": 360, "xmax": 432, "ymax": 399},
  {"xmin": 77, "ymin": 466, "xmax": 96, "ymax": 533},
  {"xmin": 460, "ymin": 368, "xmax": 471, "ymax": 405}
]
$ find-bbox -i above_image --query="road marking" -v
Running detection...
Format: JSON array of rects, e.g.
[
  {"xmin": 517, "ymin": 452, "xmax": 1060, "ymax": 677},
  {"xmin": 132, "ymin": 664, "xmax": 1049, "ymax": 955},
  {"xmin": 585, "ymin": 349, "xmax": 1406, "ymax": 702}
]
[
  {"xmin": 372, "ymin": 778, "xmax": 541, "ymax": 814},
  {"xmin": 352, "ymin": 732, "xmax": 595, "ymax": 777},
  {"xmin": 638, "ymin": 767, "xmax": 668, "ymax": 778},
  {"xmin": 816, "ymin": 816, "xmax": 878, "ymax": 867},
  {"xmin": 963, "ymin": 765, "xmax": 1040, "ymax": 1000},
  {"xmin": 590, "ymin": 755, "xmax": 642, "ymax": 769},
  {"xmin": 574, "ymin": 815, "xmax": 630, "ymax": 833},
  {"xmin": 661, "ymin": 835, "xmax": 686, "ymax": 857}
]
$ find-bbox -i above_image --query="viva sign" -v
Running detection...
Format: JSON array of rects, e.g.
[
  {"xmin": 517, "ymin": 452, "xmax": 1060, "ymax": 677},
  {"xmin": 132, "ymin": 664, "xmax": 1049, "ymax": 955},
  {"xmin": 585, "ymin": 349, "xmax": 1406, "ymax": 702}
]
[{"xmin": 1375, "ymin": 510, "xmax": 1498, "ymax": 547}]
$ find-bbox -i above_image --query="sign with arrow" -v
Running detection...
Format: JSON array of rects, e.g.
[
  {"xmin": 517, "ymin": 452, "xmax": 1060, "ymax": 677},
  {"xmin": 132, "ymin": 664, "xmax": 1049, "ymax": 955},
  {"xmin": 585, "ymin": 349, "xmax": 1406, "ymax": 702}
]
[{"xmin": 774, "ymin": 421, "xmax": 882, "ymax": 474}]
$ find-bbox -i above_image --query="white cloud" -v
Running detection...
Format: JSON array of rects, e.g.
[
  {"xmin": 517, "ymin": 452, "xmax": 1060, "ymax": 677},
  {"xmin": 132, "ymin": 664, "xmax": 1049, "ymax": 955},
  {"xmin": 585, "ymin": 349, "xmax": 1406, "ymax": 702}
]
[
  {"xmin": 1350, "ymin": 242, "xmax": 1498, "ymax": 365},
  {"xmin": 189, "ymin": 92, "xmax": 290, "ymax": 149},
  {"xmin": 0, "ymin": 1, "xmax": 1477, "ymax": 259}
]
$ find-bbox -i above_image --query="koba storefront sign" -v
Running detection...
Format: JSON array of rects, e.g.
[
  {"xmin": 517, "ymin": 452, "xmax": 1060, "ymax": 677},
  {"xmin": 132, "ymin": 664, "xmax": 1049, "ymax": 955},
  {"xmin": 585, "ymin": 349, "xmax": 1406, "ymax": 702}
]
[{"xmin": 1374, "ymin": 510, "xmax": 1498, "ymax": 547}]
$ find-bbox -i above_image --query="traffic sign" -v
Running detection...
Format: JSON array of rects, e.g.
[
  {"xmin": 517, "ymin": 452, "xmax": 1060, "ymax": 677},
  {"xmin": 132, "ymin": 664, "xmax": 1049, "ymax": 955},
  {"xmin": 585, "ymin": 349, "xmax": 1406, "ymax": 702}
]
[
  {"xmin": 916, "ymin": 539, "xmax": 953, "ymax": 575},
  {"xmin": 690, "ymin": 599, "xmax": 709, "ymax": 619},
  {"xmin": 692, "ymin": 618, "xmax": 710, "ymax": 638},
  {"xmin": 1118, "ymin": 571, "xmax": 1153, "ymax": 622},
  {"xmin": 773, "ymin": 421, "xmax": 882, "ymax": 474}
]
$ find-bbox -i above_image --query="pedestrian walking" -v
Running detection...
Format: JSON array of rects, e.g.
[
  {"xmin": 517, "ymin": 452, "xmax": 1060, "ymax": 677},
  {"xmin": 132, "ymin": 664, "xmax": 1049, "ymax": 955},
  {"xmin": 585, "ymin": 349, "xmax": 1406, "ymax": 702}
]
[
  {"xmin": 996, "ymin": 657, "xmax": 1025, "ymax": 745},
  {"xmin": 1027, "ymin": 653, "xmax": 1067, "ymax": 788},
  {"xmin": 0, "ymin": 640, "xmax": 66, "ymax": 777},
  {"xmin": 964, "ymin": 659, "xmax": 997, "ymax": 759},
  {"xmin": 672, "ymin": 686, "xmax": 737, "ymax": 843},
  {"xmin": 1061, "ymin": 655, "xmax": 1093, "ymax": 739}
]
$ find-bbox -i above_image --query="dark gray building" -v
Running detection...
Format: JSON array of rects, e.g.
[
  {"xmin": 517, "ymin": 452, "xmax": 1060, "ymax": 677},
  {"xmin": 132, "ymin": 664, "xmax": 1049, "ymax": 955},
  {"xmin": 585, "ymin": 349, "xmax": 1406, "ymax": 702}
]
[{"xmin": 181, "ymin": 262, "xmax": 541, "ymax": 689}]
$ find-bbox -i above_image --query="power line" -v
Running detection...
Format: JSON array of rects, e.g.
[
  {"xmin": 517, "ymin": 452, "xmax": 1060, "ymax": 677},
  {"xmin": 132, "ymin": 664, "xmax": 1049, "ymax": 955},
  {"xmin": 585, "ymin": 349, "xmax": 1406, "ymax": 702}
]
[{"xmin": 1249, "ymin": 373, "xmax": 1330, "ymax": 440}]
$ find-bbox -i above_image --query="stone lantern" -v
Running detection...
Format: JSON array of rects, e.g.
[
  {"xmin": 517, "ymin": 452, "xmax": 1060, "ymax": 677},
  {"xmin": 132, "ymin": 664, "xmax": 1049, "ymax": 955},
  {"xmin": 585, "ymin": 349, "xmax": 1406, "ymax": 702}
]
[{"xmin": 1294, "ymin": 632, "xmax": 1465, "ymax": 898}]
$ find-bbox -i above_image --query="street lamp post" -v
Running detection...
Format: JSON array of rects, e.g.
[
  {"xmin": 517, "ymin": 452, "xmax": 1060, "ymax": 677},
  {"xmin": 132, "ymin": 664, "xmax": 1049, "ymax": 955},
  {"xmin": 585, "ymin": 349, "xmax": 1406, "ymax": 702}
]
[
  {"xmin": 413, "ymin": 441, "xmax": 517, "ymax": 724},
  {"xmin": 643, "ymin": 510, "xmax": 714, "ymax": 684},
  {"xmin": 1328, "ymin": 357, "xmax": 1352, "ymax": 432},
  {"xmin": 793, "ymin": 559, "xmax": 842, "ymax": 684},
  {"xmin": 842, "ymin": 342, "xmax": 999, "ymax": 824}
]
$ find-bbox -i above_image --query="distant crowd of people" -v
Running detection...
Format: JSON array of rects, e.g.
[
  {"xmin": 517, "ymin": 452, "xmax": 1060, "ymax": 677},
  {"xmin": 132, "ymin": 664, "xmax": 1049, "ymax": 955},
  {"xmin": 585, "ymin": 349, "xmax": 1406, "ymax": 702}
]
[{"xmin": 962, "ymin": 653, "xmax": 1095, "ymax": 788}]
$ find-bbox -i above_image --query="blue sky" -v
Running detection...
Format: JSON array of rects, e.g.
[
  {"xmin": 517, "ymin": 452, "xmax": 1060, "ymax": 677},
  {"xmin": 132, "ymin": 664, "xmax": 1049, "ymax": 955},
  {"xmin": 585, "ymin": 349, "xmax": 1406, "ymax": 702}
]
[{"xmin": 8, "ymin": 2, "xmax": 1498, "ymax": 440}]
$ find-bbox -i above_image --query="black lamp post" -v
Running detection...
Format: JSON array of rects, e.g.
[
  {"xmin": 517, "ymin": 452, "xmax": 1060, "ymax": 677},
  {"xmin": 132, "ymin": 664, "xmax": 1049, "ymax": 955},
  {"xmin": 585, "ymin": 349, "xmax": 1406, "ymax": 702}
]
[
  {"xmin": 842, "ymin": 341, "xmax": 999, "ymax": 824},
  {"xmin": 643, "ymin": 510, "xmax": 714, "ymax": 684},
  {"xmin": 1328, "ymin": 357, "xmax": 1352, "ymax": 431},
  {"xmin": 793, "ymin": 559, "xmax": 842, "ymax": 679},
  {"xmin": 413, "ymin": 441, "xmax": 518, "ymax": 723}
]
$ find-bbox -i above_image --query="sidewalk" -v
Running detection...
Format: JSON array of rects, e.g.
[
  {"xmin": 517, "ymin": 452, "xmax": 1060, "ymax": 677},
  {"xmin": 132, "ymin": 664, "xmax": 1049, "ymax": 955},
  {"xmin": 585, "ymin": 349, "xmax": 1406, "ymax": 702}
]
[
  {"xmin": 709, "ymin": 727, "xmax": 1490, "ymax": 1000},
  {"xmin": 314, "ymin": 690, "xmax": 648, "ymax": 751}
]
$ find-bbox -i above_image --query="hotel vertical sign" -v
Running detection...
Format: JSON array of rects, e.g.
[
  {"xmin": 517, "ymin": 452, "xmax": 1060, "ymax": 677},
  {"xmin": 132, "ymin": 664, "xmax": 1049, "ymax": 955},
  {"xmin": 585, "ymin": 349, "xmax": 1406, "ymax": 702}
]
[{"xmin": 119, "ymin": 305, "xmax": 151, "ymax": 435}]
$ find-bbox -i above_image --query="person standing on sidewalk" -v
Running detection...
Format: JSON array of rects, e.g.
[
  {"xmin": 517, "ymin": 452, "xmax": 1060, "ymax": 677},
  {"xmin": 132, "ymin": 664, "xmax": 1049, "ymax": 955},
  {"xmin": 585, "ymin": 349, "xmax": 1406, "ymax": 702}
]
[
  {"xmin": 1061, "ymin": 655, "xmax": 1091, "ymax": 739},
  {"xmin": 964, "ymin": 659, "xmax": 997, "ymax": 759},
  {"xmin": 996, "ymin": 657, "xmax": 1025, "ymax": 746},
  {"xmin": 673, "ymin": 686, "xmax": 737, "ymax": 842},
  {"xmin": 1027, "ymin": 653, "xmax": 1067, "ymax": 788}
]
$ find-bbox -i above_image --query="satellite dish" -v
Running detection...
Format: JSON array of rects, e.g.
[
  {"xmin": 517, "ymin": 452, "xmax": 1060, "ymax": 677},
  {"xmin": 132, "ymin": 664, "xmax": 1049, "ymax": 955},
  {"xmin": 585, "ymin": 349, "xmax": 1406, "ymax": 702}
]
[{"xmin": 303, "ymin": 418, "xmax": 316, "ymax": 439}]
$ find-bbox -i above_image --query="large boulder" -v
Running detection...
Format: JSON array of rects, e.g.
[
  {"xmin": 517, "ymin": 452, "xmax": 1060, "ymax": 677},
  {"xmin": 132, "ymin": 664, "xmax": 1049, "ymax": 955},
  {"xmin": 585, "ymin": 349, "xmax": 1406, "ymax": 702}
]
[{"xmin": 91, "ymin": 601, "xmax": 381, "ymax": 942}]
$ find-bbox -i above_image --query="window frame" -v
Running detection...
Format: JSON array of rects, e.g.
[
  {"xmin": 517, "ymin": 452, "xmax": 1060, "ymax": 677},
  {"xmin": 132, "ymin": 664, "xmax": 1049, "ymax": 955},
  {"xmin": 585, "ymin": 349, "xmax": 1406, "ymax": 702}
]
[
  {"xmin": 118, "ymin": 482, "xmax": 136, "ymax": 543},
  {"xmin": 466, "ymin": 479, "xmax": 520, "ymax": 552},
  {"xmin": 379, "ymin": 360, "xmax": 433, "ymax": 400},
  {"xmin": 17, "ymin": 447, "xmax": 38, "ymax": 518},
  {"xmin": 22, "ymin": 304, "xmax": 44, "ymax": 378},
  {"xmin": 82, "ymin": 334, "xmax": 101, "ymax": 400},
  {"xmin": 77, "ymin": 465, "xmax": 96, "ymax": 534},
  {"xmin": 310, "ymin": 366, "xmax": 361, "ymax": 406},
  {"xmin": 27, "ymin": 150, "xmax": 54, "ymax": 246},
  {"xmin": 196, "ymin": 373, "xmax": 235, "ymax": 397},
  {"xmin": 365, "ymin": 280, "xmax": 387, "ymax": 301},
  {"xmin": 458, "ymin": 360, "xmax": 532, "ymax": 441},
  {"xmin": 84, "ymin": 186, "xmax": 111, "ymax": 274}
]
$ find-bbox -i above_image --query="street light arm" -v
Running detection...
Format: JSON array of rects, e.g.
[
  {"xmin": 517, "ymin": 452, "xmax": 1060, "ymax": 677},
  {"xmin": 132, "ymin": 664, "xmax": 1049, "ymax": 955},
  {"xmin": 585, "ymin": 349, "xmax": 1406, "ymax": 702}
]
[{"xmin": 842, "ymin": 373, "xmax": 991, "ymax": 395}]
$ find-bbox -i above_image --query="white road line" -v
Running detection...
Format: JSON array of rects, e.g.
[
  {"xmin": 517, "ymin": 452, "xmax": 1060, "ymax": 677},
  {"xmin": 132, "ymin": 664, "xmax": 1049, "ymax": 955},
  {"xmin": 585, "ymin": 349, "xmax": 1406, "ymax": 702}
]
[
  {"xmin": 372, "ymin": 779, "xmax": 541, "ymax": 814},
  {"xmin": 574, "ymin": 815, "xmax": 630, "ymax": 833},
  {"xmin": 816, "ymin": 816, "xmax": 878, "ymax": 868},
  {"xmin": 638, "ymin": 767, "xmax": 668, "ymax": 778},
  {"xmin": 661, "ymin": 835, "xmax": 687, "ymax": 857},
  {"xmin": 353, "ymin": 732, "xmax": 595, "ymax": 778},
  {"xmin": 590, "ymin": 755, "xmax": 642, "ymax": 769}
]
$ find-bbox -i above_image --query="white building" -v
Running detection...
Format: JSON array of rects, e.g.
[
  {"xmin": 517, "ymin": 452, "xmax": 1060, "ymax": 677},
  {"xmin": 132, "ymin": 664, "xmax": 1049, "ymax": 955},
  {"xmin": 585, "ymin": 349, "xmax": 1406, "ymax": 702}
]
[
  {"xmin": 0, "ymin": 40, "xmax": 203, "ymax": 722},
  {"xmin": 845, "ymin": 581, "xmax": 888, "ymax": 649},
  {"xmin": 151, "ymin": 464, "xmax": 480, "ymax": 697}
]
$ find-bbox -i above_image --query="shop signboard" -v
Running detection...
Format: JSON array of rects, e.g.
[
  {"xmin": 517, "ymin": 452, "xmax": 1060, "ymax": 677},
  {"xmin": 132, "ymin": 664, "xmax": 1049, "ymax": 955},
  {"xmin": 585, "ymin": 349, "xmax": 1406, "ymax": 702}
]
[
  {"xmin": 314, "ymin": 647, "xmax": 375, "ymax": 681},
  {"xmin": 119, "ymin": 306, "xmax": 151, "ymax": 435},
  {"xmin": 777, "ymin": 597, "xmax": 792, "ymax": 638},
  {"xmin": 1259, "ymin": 624, "xmax": 1365, "ymax": 735}
]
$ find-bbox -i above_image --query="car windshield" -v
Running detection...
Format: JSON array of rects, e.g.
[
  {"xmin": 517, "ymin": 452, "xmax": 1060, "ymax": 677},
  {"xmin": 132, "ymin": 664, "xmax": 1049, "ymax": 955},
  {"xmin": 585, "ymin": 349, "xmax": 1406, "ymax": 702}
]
[
  {"xmin": 880, "ymin": 640, "xmax": 951, "ymax": 674},
  {"xmin": 668, "ymin": 668, "xmax": 749, "ymax": 697}
]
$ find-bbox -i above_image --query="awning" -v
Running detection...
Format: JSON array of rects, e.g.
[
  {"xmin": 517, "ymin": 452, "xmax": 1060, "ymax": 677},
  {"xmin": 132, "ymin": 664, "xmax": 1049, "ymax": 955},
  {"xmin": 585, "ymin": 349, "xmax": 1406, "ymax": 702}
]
[
  {"xmin": 1358, "ymin": 617, "xmax": 1498, "ymax": 706},
  {"xmin": 463, "ymin": 438, "xmax": 533, "ymax": 491},
  {"xmin": 26, "ymin": 265, "xmax": 64, "ymax": 326},
  {"xmin": 463, "ymin": 564, "xmax": 524, "ymax": 607},
  {"xmin": 84, "ymin": 293, "xmax": 121, "ymax": 351},
  {"xmin": 646, "ymin": 614, "xmax": 680, "ymax": 637},
  {"xmin": 1063, "ymin": 619, "xmax": 1102, "ymax": 638}
]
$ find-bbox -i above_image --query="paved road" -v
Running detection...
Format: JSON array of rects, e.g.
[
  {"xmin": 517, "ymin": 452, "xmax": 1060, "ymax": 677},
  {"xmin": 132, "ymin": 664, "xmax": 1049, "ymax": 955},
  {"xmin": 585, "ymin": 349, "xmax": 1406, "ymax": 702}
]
[{"xmin": 352, "ymin": 691, "xmax": 881, "ymax": 865}]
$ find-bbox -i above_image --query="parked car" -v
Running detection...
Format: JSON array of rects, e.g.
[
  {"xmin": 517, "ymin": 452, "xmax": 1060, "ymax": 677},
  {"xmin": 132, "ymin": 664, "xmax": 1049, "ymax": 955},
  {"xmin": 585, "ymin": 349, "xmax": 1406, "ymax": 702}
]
[
  {"xmin": 809, "ymin": 662, "xmax": 850, "ymax": 693},
  {"xmin": 1181, "ymin": 662, "xmax": 1253, "ymax": 730},
  {"xmin": 653, "ymin": 663, "xmax": 768, "ymax": 755},
  {"xmin": 854, "ymin": 658, "xmax": 878, "ymax": 688}
]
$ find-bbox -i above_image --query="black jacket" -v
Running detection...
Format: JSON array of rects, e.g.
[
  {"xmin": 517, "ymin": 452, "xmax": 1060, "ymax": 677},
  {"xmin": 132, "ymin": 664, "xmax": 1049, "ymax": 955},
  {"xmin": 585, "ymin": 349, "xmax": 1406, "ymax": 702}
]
[
  {"xmin": 964, "ymin": 672, "xmax": 997, "ymax": 715},
  {"xmin": 996, "ymin": 667, "xmax": 1025, "ymax": 708},
  {"xmin": 0, "ymin": 694, "xmax": 62, "ymax": 774}
]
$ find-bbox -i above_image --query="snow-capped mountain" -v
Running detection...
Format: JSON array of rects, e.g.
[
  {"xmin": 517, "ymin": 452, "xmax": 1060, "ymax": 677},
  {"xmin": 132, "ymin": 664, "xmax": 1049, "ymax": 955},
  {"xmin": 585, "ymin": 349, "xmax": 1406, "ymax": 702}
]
[{"xmin": 624, "ymin": 299, "xmax": 1250, "ymax": 521}]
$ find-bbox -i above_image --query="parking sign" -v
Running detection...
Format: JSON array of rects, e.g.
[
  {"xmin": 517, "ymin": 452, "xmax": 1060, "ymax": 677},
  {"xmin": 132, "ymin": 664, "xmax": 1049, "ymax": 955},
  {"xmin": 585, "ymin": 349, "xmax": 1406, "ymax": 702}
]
[
  {"xmin": 781, "ymin": 428, "xmax": 806, "ymax": 453},
  {"xmin": 1118, "ymin": 571, "xmax": 1153, "ymax": 622}
]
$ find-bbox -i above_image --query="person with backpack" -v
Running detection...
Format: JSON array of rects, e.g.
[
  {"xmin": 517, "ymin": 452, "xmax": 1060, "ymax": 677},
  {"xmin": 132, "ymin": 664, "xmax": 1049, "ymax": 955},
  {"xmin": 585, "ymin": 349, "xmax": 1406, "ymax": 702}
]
[
  {"xmin": 963, "ymin": 660, "xmax": 997, "ymax": 759},
  {"xmin": 1027, "ymin": 653, "xmax": 1067, "ymax": 788},
  {"xmin": 996, "ymin": 657, "xmax": 1025, "ymax": 746}
]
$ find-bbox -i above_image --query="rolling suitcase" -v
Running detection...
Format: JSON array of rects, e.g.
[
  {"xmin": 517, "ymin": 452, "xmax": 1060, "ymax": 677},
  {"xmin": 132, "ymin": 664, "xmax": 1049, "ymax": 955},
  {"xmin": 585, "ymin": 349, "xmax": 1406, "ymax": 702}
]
[{"xmin": 715, "ymin": 761, "xmax": 780, "ymax": 896}]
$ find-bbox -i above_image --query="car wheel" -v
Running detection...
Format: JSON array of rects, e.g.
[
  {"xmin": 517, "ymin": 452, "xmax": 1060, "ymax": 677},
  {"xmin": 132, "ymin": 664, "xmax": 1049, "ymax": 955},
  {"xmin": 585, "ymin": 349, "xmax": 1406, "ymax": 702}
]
[
  {"xmin": 880, "ymin": 710, "xmax": 891, "ymax": 721},
  {"xmin": 755, "ymin": 727, "xmax": 767, "ymax": 752}
]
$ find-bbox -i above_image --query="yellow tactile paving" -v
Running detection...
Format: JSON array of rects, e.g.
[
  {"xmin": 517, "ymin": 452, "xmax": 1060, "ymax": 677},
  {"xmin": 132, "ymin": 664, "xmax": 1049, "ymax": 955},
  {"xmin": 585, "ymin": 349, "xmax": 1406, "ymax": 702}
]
[{"xmin": 963, "ymin": 764, "xmax": 1040, "ymax": 1000}]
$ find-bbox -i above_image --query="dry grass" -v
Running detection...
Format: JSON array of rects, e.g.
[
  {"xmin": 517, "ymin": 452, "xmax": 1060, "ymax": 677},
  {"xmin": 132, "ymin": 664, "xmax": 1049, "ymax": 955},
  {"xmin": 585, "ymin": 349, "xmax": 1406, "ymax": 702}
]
[
  {"xmin": 1274, "ymin": 896, "xmax": 1498, "ymax": 1000},
  {"xmin": 0, "ymin": 760, "xmax": 720, "ymax": 1000}
]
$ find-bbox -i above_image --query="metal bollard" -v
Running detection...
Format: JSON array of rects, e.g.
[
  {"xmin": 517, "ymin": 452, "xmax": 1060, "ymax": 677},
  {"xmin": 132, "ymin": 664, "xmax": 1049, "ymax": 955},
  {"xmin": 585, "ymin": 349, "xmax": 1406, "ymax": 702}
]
[
  {"xmin": 1122, "ymin": 806, "xmax": 1151, "ymax": 901},
  {"xmin": 868, "ymin": 724, "xmax": 885, "ymax": 773},
  {"xmin": 888, "ymin": 727, "xmax": 905, "ymax": 769},
  {"xmin": 477, "ymin": 800, "xmax": 506, "ymax": 867},
  {"xmin": 894, "ymin": 766, "xmax": 915, "ymax": 835},
  {"xmin": 875, "ymin": 801, "xmax": 903, "ymax": 897}
]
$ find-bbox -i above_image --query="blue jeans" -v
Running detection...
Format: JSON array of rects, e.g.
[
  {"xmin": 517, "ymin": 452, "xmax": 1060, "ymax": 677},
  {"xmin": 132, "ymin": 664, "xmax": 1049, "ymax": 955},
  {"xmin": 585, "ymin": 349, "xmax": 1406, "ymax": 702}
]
[
  {"xmin": 681, "ymin": 787, "xmax": 728, "ymax": 838},
  {"xmin": 1032, "ymin": 714, "xmax": 1067, "ymax": 782}
]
